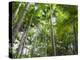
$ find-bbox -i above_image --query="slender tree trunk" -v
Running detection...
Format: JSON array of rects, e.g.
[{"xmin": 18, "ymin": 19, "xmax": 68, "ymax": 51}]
[
  {"xmin": 50, "ymin": 15, "xmax": 56, "ymax": 56},
  {"xmin": 16, "ymin": 15, "xmax": 33, "ymax": 58},
  {"xmin": 44, "ymin": 34, "xmax": 47, "ymax": 56},
  {"xmin": 73, "ymin": 24, "xmax": 78, "ymax": 54},
  {"xmin": 31, "ymin": 26, "xmax": 40, "ymax": 57},
  {"xmin": 12, "ymin": 3, "xmax": 30, "ymax": 47},
  {"xmin": 12, "ymin": 2, "xmax": 22, "ymax": 23},
  {"xmin": 49, "ymin": 4, "xmax": 56, "ymax": 56}
]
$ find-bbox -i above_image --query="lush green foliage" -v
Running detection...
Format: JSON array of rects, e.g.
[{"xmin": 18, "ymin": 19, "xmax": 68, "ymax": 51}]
[{"xmin": 10, "ymin": 2, "xmax": 78, "ymax": 58}]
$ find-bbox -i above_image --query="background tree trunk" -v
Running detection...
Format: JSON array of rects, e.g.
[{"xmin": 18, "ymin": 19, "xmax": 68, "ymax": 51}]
[
  {"xmin": 50, "ymin": 17, "xmax": 56, "ymax": 56},
  {"xmin": 49, "ymin": 4, "xmax": 56, "ymax": 56},
  {"xmin": 73, "ymin": 23, "xmax": 78, "ymax": 54}
]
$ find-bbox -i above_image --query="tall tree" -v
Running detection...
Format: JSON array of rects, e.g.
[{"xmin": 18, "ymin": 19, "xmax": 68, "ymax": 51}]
[
  {"xmin": 49, "ymin": 4, "xmax": 56, "ymax": 56},
  {"xmin": 16, "ymin": 15, "xmax": 33, "ymax": 58},
  {"xmin": 12, "ymin": 2, "xmax": 22, "ymax": 23},
  {"xmin": 12, "ymin": 3, "xmax": 30, "ymax": 47}
]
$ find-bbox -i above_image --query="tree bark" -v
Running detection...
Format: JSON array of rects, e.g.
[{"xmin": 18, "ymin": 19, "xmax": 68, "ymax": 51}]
[
  {"xmin": 50, "ymin": 18, "xmax": 56, "ymax": 56},
  {"xmin": 31, "ymin": 26, "xmax": 40, "ymax": 57},
  {"xmin": 12, "ymin": 2, "xmax": 22, "ymax": 23},
  {"xmin": 12, "ymin": 3, "xmax": 30, "ymax": 47},
  {"xmin": 49, "ymin": 4, "xmax": 56, "ymax": 56},
  {"xmin": 73, "ymin": 24, "xmax": 78, "ymax": 54},
  {"xmin": 16, "ymin": 15, "xmax": 33, "ymax": 58}
]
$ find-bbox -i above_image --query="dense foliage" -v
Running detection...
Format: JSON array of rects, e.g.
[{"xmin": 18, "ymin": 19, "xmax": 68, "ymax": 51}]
[{"xmin": 9, "ymin": 2, "xmax": 78, "ymax": 58}]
